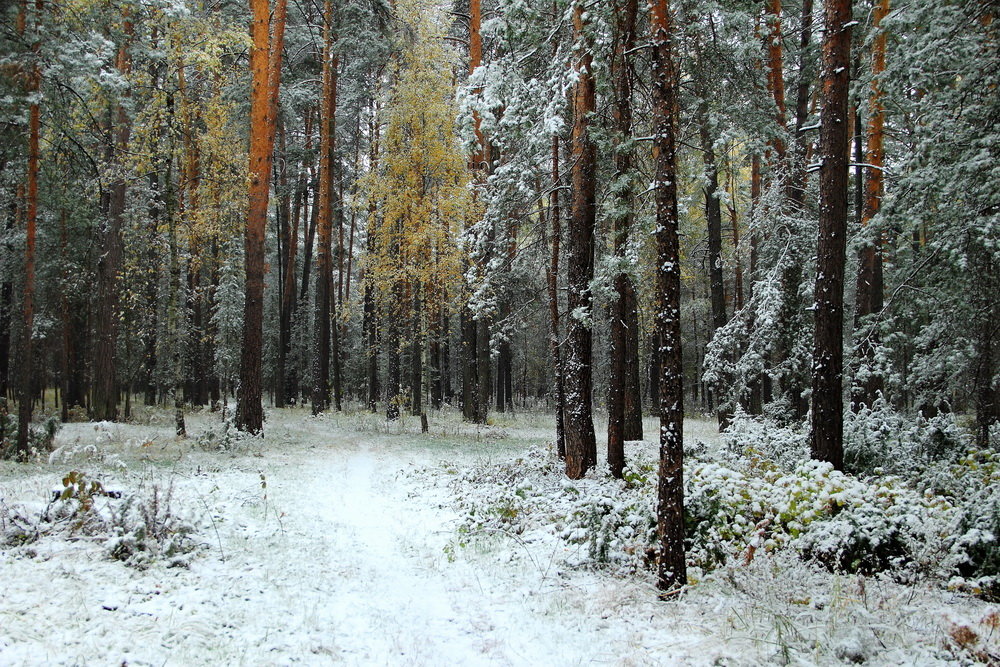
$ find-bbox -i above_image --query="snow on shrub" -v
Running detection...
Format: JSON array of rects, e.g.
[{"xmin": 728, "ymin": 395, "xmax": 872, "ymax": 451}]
[
  {"xmin": 842, "ymin": 398, "xmax": 973, "ymax": 477},
  {"xmin": 686, "ymin": 458, "xmax": 955, "ymax": 575},
  {"xmin": 1, "ymin": 470, "xmax": 201, "ymax": 568},
  {"xmin": 436, "ymin": 439, "xmax": 976, "ymax": 583},
  {"xmin": 943, "ymin": 448, "xmax": 1000, "ymax": 600},
  {"xmin": 721, "ymin": 408, "xmax": 809, "ymax": 470},
  {"xmin": 0, "ymin": 412, "xmax": 62, "ymax": 459}
]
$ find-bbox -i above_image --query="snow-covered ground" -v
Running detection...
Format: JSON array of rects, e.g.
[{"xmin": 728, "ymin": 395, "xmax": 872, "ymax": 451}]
[{"xmin": 1, "ymin": 407, "xmax": 995, "ymax": 665}]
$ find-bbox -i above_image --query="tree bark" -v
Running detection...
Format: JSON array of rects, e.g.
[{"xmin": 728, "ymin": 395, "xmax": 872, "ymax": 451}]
[
  {"xmin": 312, "ymin": 3, "xmax": 336, "ymax": 415},
  {"xmin": 607, "ymin": 0, "xmax": 638, "ymax": 479},
  {"xmin": 563, "ymin": 1, "xmax": 598, "ymax": 480},
  {"xmin": 1, "ymin": 191, "xmax": 14, "ymax": 403},
  {"xmin": 92, "ymin": 15, "xmax": 133, "ymax": 422},
  {"xmin": 237, "ymin": 0, "xmax": 287, "ymax": 433},
  {"xmin": 650, "ymin": 0, "xmax": 686, "ymax": 595},
  {"xmin": 16, "ymin": 0, "xmax": 41, "ymax": 455},
  {"xmin": 364, "ymin": 105, "xmax": 380, "ymax": 413},
  {"xmin": 973, "ymin": 247, "xmax": 999, "ymax": 448},
  {"xmin": 622, "ymin": 281, "xmax": 643, "ymax": 440},
  {"xmin": 694, "ymin": 68, "xmax": 730, "ymax": 430},
  {"xmin": 462, "ymin": 0, "xmax": 488, "ymax": 425},
  {"xmin": 852, "ymin": 0, "xmax": 888, "ymax": 410},
  {"xmin": 545, "ymin": 136, "xmax": 567, "ymax": 456},
  {"xmin": 410, "ymin": 286, "xmax": 422, "ymax": 416},
  {"xmin": 765, "ymin": 0, "xmax": 787, "ymax": 161},
  {"xmin": 810, "ymin": 0, "xmax": 852, "ymax": 469}
]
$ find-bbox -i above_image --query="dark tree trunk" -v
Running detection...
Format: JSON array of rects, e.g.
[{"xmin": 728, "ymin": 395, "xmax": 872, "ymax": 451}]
[
  {"xmin": 810, "ymin": 0, "xmax": 852, "ymax": 469},
  {"xmin": 442, "ymin": 307, "xmax": 453, "ymax": 403},
  {"xmin": 476, "ymin": 317, "xmax": 491, "ymax": 420},
  {"xmin": 332, "ymin": 159, "xmax": 344, "ymax": 413},
  {"xmin": 694, "ymin": 71, "xmax": 730, "ymax": 430},
  {"xmin": 143, "ymin": 166, "xmax": 162, "ymax": 407},
  {"xmin": 650, "ymin": 0, "xmax": 686, "ymax": 596},
  {"xmin": 607, "ymin": 0, "xmax": 638, "ymax": 479},
  {"xmin": 546, "ymin": 135, "xmax": 567, "ymax": 457},
  {"xmin": 1, "ymin": 204, "xmax": 13, "ymax": 402},
  {"xmin": 622, "ymin": 280, "xmax": 643, "ymax": 440},
  {"xmin": 462, "ymin": 0, "xmax": 488, "ymax": 426},
  {"xmin": 363, "ymin": 273, "xmax": 379, "ymax": 412},
  {"xmin": 300, "ymin": 174, "xmax": 319, "ymax": 303},
  {"xmin": 746, "ymin": 155, "xmax": 764, "ymax": 415},
  {"xmin": 973, "ymin": 247, "xmax": 999, "ymax": 449},
  {"xmin": 496, "ymin": 335, "xmax": 512, "ymax": 412},
  {"xmin": 564, "ymin": 1, "xmax": 598, "ymax": 480},
  {"xmin": 275, "ymin": 121, "xmax": 295, "ymax": 408},
  {"xmin": 410, "ymin": 287, "xmax": 422, "ymax": 416},
  {"xmin": 386, "ymin": 302, "xmax": 401, "ymax": 421},
  {"xmin": 16, "ymin": 31, "xmax": 41, "ymax": 455},
  {"xmin": 92, "ymin": 54, "xmax": 131, "ymax": 422},
  {"xmin": 59, "ymin": 215, "xmax": 71, "ymax": 423},
  {"xmin": 364, "ymin": 107, "xmax": 380, "ymax": 413},
  {"xmin": 430, "ymin": 300, "xmax": 442, "ymax": 410},
  {"xmin": 461, "ymin": 310, "xmax": 478, "ymax": 420},
  {"xmin": 363, "ymin": 252, "xmax": 379, "ymax": 413},
  {"xmin": 206, "ymin": 239, "xmax": 221, "ymax": 407}
]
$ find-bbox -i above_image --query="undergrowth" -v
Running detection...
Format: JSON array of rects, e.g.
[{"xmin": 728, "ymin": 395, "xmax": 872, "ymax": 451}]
[
  {"xmin": 1, "ymin": 470, "xmax": 201, "ymax": 568},
  {"xmin": 440, "ymin": 412, "xmax": 1000, "ymax": 602}
]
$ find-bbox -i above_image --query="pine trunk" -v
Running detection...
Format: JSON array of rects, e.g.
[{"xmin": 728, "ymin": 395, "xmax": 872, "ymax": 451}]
[
  {"xmin": 607, "ymin": 0, "xmax": 638, "ymax": 478},
  {"xmin": 92, "ymin": 19, "xmax": 132, "ymax": 422},
  {"xmin": 312, "ymin": 3, "xmax": 336, "ymax": 415},
  {"xmin": 16, "ymin": 10, "xmax": 41, "ymax": 455},
  {"xmin": 810, "ymin": 0, "xmax": 852, "ymax": 469},
  {"xmin": 852, "ymin": 0, "xmax": 888, "ymax": 410},
  {"xmin": 563, "ymin": 1, "xmax": 598, "ymax": 480},
  {"xmin": 1, "ymin": 199, "xmax": 13, "ymax": 402},
  {"xmin": 695, "ymin": 75, "xmax": 730, "ymax": 430},
  {"xmin": 237, "ymin": 0, "xmax": 286, "ymax": 433},
  {"xmin": 462, "ymin": 0, "xmax": 487, "ymax": 425},
  {"xmin": 547, "ymin": 135, "xmax": 566, "ymax": 457},
  {"xmin": 650, "ymin": 0, "xmax": 686, "ymax": 595}
]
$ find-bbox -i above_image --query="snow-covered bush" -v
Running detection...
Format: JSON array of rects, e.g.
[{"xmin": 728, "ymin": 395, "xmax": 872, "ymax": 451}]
[
  {"xmin": 721, "ymin": 409, "xmax": 809, "ymax": 470},
  {"xmin": 943, "ymin": 448, "xmax": 1000, "ymax": 600},
  {"xmin": 686, "ymin": 458, "xmax": 955, "ymax": 574},
  {"xmin": 1, "ymin": 471, "xmax": 200, "ymax": 568},
  {"xmin": 105, "ymin": 482, "xmax": 199, "ymax": 568},
  {"xmin": 562, "ymin": 486, "xmax": 656, "ymax": 569},
  {"xmin": 0, "ymin": 412, "xmax": 61, "ymax": 459},
  {"xmin": 842, "ymin": 398, "xmax": 972, "ymax": 477},
  {"xmin": 441, "ymin": 441, "xmax": 973, "ymax": 580},
  {"xmin": 195, "ymin": 418, "xmax": 239, "ymax": 451}
]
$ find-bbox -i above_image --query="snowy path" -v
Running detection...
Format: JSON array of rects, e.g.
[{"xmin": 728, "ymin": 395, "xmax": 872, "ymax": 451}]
[
  {"xmin": 288, "ymin": 439, "xmax": 512, "ymax": 664},
  {"xmin": 0, "ymin": 417, "xmax": 715, "ymax": 665}
]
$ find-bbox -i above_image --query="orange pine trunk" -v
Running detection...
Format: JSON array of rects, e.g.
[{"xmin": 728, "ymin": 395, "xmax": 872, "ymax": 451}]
[
  {"xmin": 853, "ymin": 0, "xmax": 889, "ymax": 408},
  {"xmin": 312, "ymin": 0, "xmax": 336, "ymax": 415},
  {"xmin": 236, "ymin": 0, "xmax": 287, "ymax": 433},
  {"xmin": 563, "ymin": 1, "xmax": 598, "ymax": 480}
]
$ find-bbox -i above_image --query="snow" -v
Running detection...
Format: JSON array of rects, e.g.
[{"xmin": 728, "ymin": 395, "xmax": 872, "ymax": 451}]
[{"xmin": 1, "ymin": 409, "xmax": 996, "ymax": 665}]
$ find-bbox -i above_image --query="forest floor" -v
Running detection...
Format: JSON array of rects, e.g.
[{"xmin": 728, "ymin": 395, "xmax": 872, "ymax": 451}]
[{"xmin": 0, "ymin": 406, "xmax": 994, "ymax": 665}]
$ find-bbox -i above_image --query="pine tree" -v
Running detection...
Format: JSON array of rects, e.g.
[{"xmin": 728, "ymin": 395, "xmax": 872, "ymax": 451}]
[
  {"xmin": 237, "ymin": 0, "xmax": 287, "ymax": 434},
  {"xmin": 563, "ymin": 0, "xmax": 598, "ymax": 481},
  {"xmin": 810, "ymin": 0, "xmax": 852, "ymax": 469}
]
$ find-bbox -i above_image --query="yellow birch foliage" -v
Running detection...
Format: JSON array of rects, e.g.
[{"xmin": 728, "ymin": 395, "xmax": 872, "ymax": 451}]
[{"xmin": 366, "ymin": 0, "xmax": 471, "ymax": 319}]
